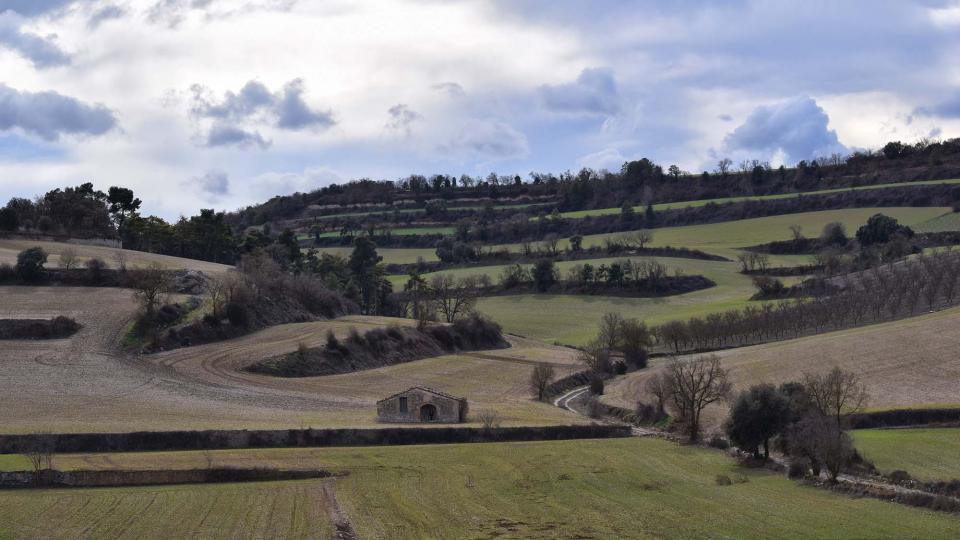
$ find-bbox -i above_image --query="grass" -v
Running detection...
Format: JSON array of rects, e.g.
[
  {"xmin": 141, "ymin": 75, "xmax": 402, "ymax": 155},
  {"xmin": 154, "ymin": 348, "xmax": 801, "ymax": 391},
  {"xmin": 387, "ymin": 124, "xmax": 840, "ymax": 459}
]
[
  {"xmin": 913, "ymin": 211, "xmax": 960, "ymax": 233},
  {"xmin": 0, "ymin": 238, "xmax": 232, "ymax": 274},
  {"xmin": 307, "ymin": 226, "xmax": 456, "ymax": 239},
  {"xmin": 556, "ymin": 178, "xmax": 960, "ymax": 219},
  {"xmin": 6, "ymin": 438, "xmax": 960, "ymax": 539},
  {"xmin": 0, "ymin": 480, "xmax": 331, "ymax": 539},
  {"xmin": 852, "ymin": 428, "xmax": 960, "ymax": 481}
]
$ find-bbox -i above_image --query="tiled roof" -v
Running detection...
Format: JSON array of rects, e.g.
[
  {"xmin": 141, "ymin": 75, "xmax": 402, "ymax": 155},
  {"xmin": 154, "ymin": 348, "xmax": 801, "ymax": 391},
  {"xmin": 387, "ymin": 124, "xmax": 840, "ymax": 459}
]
[{"xmin": 376, "ymin": 386, "xmax": 466, "ymax": 404}]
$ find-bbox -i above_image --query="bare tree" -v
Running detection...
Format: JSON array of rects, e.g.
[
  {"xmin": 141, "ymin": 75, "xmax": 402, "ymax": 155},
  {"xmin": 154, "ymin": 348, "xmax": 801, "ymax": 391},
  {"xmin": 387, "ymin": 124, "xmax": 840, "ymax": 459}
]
[
  {"xmin": 666, "ymin": 355, "xmax": 732, "ymax": 442},
  {"xmin": 541, "ymin": 234, "xmax": 561, "ymax": 257},
  {"xmin": 475, "ymin": 409, "xmax": 502, "ymax": 429},
  {"xmin": 644, "ymin": 372, "xmax": 672, "ymax": 416},
  {"xmin": 113, "ymin": 250, "xmax": 128, "ymax": 272},
  {"xmin": 788, "ymin": 413, "xmax": 853, "ymax": 481},
  {"xmin": 802, "ymin": 367, "xmax": 868, "ymax": 426},
  {"xmin": 430, "ymin": 274, "xmax": 478, "ymax": 323},
  {"xmin": 58, "ymin": 248, "xmax": 78, "ymax": 270},
  {"xmin": 578, "ymin": 339, "xmax": 612, "ymax": 374},
  {"xmin": 26, "ymin": 432, "xmax": 55, "ymax": 485},
  {"xmin": 623, "ymin": 230, "xmax": 653, "ymax": 250},
  {"xmin": 131, "ymin": 263, "xmax": 171, "ymax": 320},
  {"xmin": 529, "ymin": 363, "xmax": 555, "ymax": 401}
]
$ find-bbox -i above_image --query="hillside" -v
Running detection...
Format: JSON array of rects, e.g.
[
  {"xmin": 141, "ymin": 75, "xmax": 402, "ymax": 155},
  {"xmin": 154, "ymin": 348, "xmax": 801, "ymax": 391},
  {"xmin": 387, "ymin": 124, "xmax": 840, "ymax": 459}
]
[{"xmin": 0, "ymin": 238, "xmax": 232, "ymax": 274}]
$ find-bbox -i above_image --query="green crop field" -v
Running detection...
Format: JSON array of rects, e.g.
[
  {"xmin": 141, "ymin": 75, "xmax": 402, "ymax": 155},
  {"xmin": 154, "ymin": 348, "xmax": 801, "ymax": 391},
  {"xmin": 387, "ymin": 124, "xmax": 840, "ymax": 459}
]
[
  {"xmin": 4, "ymin": 438, "xmax": 958, "ymax": 539},
  {"xmin": 555, "ymin": 179, "xmax": 960, "ymax": 219},
  {"xmin": 852, "ymin": 428, "xmax": 960, "ymax": 481},
  {"xmin": 0, "ymin": 480, "xmax": 331, "ymax": 539},
  {"xmin": 308, "ymin": 246, "xmax": 439, "ymax": 265},
  {"xmin": 914, "ymin": 211, "xmax": 960, "ymax": 233}
]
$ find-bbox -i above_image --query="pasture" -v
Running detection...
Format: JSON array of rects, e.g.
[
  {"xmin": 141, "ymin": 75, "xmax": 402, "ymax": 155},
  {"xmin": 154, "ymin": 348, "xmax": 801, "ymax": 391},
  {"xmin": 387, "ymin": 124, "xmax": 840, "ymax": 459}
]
[
  {"xmin": 3, "ymin": 438, "xmax": 959, "ymax": 539},
  {"xmin": 852, "ymin": 428, "xmax": 960, "ymax": 481},
  {"xmin": 603, "ymin": 306, "xmax": 960, "ymax": 431},
  {"xmin": 914, "ymin": 211, "xmax": 960, "ymax": 233}
]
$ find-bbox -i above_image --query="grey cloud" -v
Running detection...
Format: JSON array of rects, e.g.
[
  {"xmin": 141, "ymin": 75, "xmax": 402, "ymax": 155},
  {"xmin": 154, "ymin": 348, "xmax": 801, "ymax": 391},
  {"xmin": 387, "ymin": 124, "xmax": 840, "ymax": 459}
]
[
  {"xmin": 0, "ymin": 84, "xmax": 116, "ymax": 141},
  {"xmin": 385, "ymin": 104, "xmax": 421, "ymax": 134},
  {"xmin": 275, "ymin": 79, "xmax": 334, "ymax": 130},
  {"xmin": 442, "ymin": 119, "xmax": 529, "ymax": 160},
  {"xmin": 0, "ymin": 12, "xmax": 70, "ymax": 67},
  {"xmin": 187, "ymin": 170, "xmax": 230, "ymax": 200},
  {"xmin": 191, "ymin": 79, "xmax": 333, "ymax": 132},
  {"xmin": 432, "ymin": 82, "xmax": 465, "ymax": 97},
  {"xmin": 539, "ymin": 67, "xmax": 619, "ymax": 116},
  {"xmin": 87, "ymin": 5, "xmax": 127, "ymax": 29},
  {"xmin": 723, "ymin": 96, "xmax": 846, "ymax": 164},
  {"xmin": 914, "ymin": 92, "xmax": 960, "ymax": 118},
  {"xmin": 205, "ymin": 123, "xmax": 270, "ymax": 149},
  {"xmin": 717, "ymin": 114, "xmax": 733, "ymax": 122}
]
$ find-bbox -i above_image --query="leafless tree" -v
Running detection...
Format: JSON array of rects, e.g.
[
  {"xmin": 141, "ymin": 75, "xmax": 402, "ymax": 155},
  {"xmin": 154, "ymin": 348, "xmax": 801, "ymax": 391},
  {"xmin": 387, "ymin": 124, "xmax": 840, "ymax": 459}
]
[
  {"xmin": 623, "ymin": 230, "xmax": 653, "ymax": 250},
  {"xmin": 529, "ymin": 363, "xmax": 555, "ymax": 401},
  {"xmin": 541, "ymin": 234, "xmax": 561, "ymax": 257},
  {"xmin": 58, "ymin": 248, "xmax": 78, "ymax": 270},
  {"xmin": 787, "ymin": 413, "xmax": 853, "ymax": 481},
  {"xmin": 644, "ymin": 372, "xmax": 672, "ymax": 416},
  {"xmin": 26, "ymin": 432, "xmax": 55, "ymax": 485},
  {"xmin": 131, "ymin": 263, "xmax": 171, "ymax": 319},
  {"xmin": 430, "ymin": 274, "xmax": 478, "ymax": 323},
  {"xmin": 475, "ymin": 409, "xmax": 502, "ymax": 429},
  {"xmin": 578, "ymin": 339, "xmax": 612, "ymax": 374},
  {"xmin": 596, "ymin": 312, "xmax": 625, "ymax": 352},
  {"xmin": 802, "ymin": 367, "xmax": 868, "ymax": 426},
  {"xmin": 666, "ymin": 355, "xmax": 732, "ymax": 442},
  {"xmin": 113, "ymin": 250, "xmax": 128, "ymax": 272}
]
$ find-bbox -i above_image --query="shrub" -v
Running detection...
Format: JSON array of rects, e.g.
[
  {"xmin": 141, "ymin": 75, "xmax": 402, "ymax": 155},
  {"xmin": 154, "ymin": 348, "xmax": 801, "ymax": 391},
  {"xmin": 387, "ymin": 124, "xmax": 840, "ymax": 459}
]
[
  {"xmin": 0, "ymin": 263, "xmax": 14, "ymax": 282},
  {"xmin": 85, "ymin": 258, "xmax": 107, "ymax": 283},
  {"xmin": 16, "ymin": 247, "xmax": 47, "ymax": 282},
  {"xmin": 203, "ymin": 314, "xmax": 221, "ymax": 327},
  {"xmin": 325, "ymin": 329, "xmax": 340, "ymax": 350},
  {"xmin": 715, "ymin": 474, "xmax": 732, "ymax": 486},
  {"xmin": 708, "ymin": 435, "xmax": 730, "ymax": 450},
  {"xmin": 589, "ymin": 378, "xmax": 605, "ymax": 395},
  {"xmin": 888, "ymin": 470, "xmax": 911, "ymax": 483},
  {"xmin": 613, "ymin": 360, "xmax": 628, "ymax": 375},
  {"xmin": 225, "ymin": 302, "xmax": 249, "ymax": 327},
  {"xmin": 788, "ymin": 460, "xmax": 807, "ymax": 479}
]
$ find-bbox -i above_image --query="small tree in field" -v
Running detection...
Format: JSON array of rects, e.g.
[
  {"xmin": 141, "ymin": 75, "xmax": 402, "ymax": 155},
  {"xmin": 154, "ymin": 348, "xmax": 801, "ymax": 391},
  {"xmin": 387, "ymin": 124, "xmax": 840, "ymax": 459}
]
[
  {"xmin": 58, "ymin": 248, "xmax": 78, "ymax": 270},
  {"xmin": 132, "ymin": 263, "xmax": 171, "ymax": 322},
  {"xmin": 802, "ymin": 367, "xmax": 868, "ymax": 426},
  {"xmin": 16, "ymin": 247, "xmax": 47, "ymax": 282},
  {"xmin": 724, "ymin": 384, "xmax": 791, "ymax": 459},
  {"xmin": 666, "ymin": 355, "xmax": 732, "ymax": 442},
  {"xmin": 529, "ymin": 363, "xmax": 555, "ymax": 401}
]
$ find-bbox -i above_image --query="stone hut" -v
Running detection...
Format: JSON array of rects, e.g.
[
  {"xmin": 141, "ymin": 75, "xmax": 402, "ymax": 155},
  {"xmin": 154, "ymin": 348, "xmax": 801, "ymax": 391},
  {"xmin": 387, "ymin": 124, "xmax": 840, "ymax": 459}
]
[{"xmin": 376, "ymin": 387, "xmax": 468, "ymax": 423}]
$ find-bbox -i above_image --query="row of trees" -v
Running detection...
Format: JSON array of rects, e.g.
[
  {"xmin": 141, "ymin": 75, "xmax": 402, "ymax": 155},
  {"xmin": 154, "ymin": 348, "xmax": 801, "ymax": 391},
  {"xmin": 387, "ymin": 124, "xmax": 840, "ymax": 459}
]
[{"xmin": 655, "ymin": 249, "xmax": 960, "ymax": 353}]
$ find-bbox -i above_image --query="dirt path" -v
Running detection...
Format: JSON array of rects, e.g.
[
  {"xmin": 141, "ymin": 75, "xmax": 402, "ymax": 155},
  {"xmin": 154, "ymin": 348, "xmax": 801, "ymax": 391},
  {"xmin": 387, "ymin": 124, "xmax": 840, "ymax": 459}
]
[{"xmin": 320, "ymin": 480, "xmax": 356, "ymax": 540}]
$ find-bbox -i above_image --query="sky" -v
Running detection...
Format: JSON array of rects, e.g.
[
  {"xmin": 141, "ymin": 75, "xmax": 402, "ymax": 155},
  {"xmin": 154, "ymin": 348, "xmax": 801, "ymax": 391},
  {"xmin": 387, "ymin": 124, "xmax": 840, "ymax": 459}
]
[{"xmin": 1, "ymin": 0, "xmax": 959, "ymax": 219}]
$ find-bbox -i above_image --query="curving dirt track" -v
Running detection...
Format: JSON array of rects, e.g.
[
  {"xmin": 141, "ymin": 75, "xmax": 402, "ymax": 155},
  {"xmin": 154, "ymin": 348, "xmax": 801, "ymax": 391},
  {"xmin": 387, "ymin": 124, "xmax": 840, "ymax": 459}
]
[
  {"xmin": 603, "ymin": 306, "xmax": 960, "ymax": 432},
  {"xmin": 0, "ymin": 286, "xmax": 583, "ymax": 433}
]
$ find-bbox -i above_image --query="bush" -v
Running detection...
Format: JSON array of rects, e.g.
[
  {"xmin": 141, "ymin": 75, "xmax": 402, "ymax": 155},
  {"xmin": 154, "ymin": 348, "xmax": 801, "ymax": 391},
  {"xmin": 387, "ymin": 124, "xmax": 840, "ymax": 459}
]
[
  {"xmin": 203, "ymin": 314, "xmax": 221, "ymax": 327},
  {"xmin": 225, "ymin": 302, "xmax": 249, "ymax": 327},
  {"xmin": 589, "ymin": 378, "xmax": 604, "ymax": 395},
  {"xmin": 16, "ymin": 247, "xmax": 47, "ymax": 282},
  {"xmin": 708, "ymin": 435, "xmax": 730, "ymax": 450},
  {"xmin": 888, "ymin": 470, "xmax": 912, "ymax": 483},
  {"xmin": 613, "ymin": 360, "xmax": 628, "ymax": 375},
  {"xmin": 715, "ymin": 474, "xmax": 732, "ymax": 486},
  {"xmin": 788, "ymin": 460, "xmax": 807, "ymax": 479},
  {"xmin": 85, "ymin": 258, "xmax": 107, "ymax": 283},
  {"xmin": 0, "ymin": 263, "xmax": 14, "ymax": 282}
]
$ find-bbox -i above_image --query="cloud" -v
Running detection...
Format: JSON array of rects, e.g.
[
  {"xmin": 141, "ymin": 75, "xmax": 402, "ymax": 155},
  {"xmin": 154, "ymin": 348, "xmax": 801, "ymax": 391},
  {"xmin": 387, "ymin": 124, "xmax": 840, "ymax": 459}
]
[
  {"xmin": 185, "ymin": 169, "xmax": 230, "ymax": 201},
  {"xmin": 275, "ymin": 79, "xmax": 334, "ymax": 130},
  {"xmin": 914, "ymin": 92, "xmax": 960, "ymax": 118},
  {"xmin": 576, "ymin": 148, "xmax": 627, "ymax": 171},
  {"xmin": 539, "ymin": 67, "xmax": 620, "ymax": 116},
  {"xmin": 722, "ymin": 96, "xmax": 847, "ymax": 165},
  {"xmin": 432, "ymin": 82, "xmax": 465, "ymax": 98},
  {"xmin": 147, "ymin": 0, "xmax": 299, "ymax": 28},
  {"xmin": 0, "ymin": 12, "xmax": 70, "ymax": 67},
  {"xmin": 385, "ymin": 104, "xmax": 421, "ymax": 135},
  {"xmin": 717, "ymin": 113, "xmax": 733, "ymax": 122},
  {"xmin": 205, "ymin": 123, "xmax": 270, "ymax": 149},
  {"xmin": 441, "ymin": 119, "xmax": 529, "ymax": 161},
  {"xmin": 0, "ymin": 84, "xmax": 116, "ymax": 141},
  {"xmin": 189, "ymin": 79, "xmax": 332, "ymax": 148},
  {"xmin": 1, "ymin": 0, "xmax": 75, "ymax": 18},
  {"xmin": 87, "ymin": 5, "xmax": 127, "ymax": 29}
]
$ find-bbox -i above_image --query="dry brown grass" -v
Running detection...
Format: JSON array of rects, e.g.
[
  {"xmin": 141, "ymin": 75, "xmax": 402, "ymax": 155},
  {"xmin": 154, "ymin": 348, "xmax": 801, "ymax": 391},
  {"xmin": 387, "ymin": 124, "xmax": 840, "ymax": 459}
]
[
  {"xmin": 0, "ymin": 286, "xmax": 583, "ymax": 433},
  {"xmin": 0, "ymin": 238, "xmax": 231, "ymax": 274},
  {"xmin": 603, "ymin": 307, "xmax": 960, "ymax": 431}
]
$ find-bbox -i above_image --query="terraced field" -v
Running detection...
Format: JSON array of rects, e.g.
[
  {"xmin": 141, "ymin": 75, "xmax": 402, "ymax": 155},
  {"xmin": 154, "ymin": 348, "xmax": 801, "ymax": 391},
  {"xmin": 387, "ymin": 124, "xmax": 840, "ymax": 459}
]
[
  {"xmin": 0, "ymin": 286, "xmax": 581, "ymax": 433},
  {"xmin": 852, "ymin": 428, "xmax": 960, "ymax": 481},
  {"xmin": 603, "ymin": 306, "xmax": 960, "ymax": 432},
  {"xmin": 3, "ymin": 438, "xmax": 958, "ymax": 539},
  {"xmin": 557, "ymin": 179, "xmax": 960, "ymax": 219},
  {"xmin": 914, "ymin": 211, "xmax": 960, "ymax": 233},
  {"xmin": 0, "ymin": 239, "xmax": 232, "ymax": 274}
]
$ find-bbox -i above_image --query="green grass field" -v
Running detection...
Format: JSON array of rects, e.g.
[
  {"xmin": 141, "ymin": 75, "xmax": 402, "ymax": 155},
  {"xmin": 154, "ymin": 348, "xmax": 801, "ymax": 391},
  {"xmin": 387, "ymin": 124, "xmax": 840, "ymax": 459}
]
[
  {"xmin": 852, "ymin": 428, "xmax": 960, "ymax": 481},
  {"xmin": 914, "ymin": 211, "xmax": 960, "ymax": 233},
  {"xmin": 3, "ymin": 438, "xmax": 958, "ymax": 539},
  {"xmin": 556, "ymin": 179, "xmax": 960, "ymax": 219}
]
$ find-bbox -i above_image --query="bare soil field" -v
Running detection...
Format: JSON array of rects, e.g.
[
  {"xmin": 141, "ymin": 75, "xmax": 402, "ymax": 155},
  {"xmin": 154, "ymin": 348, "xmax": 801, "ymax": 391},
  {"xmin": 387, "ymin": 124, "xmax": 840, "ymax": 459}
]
[
  {"xmin": 603, "ymin": 306, "xmax": 960, "ymax": 432},
  {"xmin": 0, "ymin": 238, "xmax": 231, "ymax": 274},
  {"xmin": 0, "ymin": 286, "xmax": 582, "ymax": 433}
]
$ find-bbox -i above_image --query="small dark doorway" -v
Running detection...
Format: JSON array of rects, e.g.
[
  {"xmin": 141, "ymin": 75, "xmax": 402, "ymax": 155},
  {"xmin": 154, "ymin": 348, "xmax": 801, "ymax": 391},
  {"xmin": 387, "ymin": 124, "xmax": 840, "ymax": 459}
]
[{"xmin": 420, "ymin": 403, "xmax": 438, "ymax": 422}]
